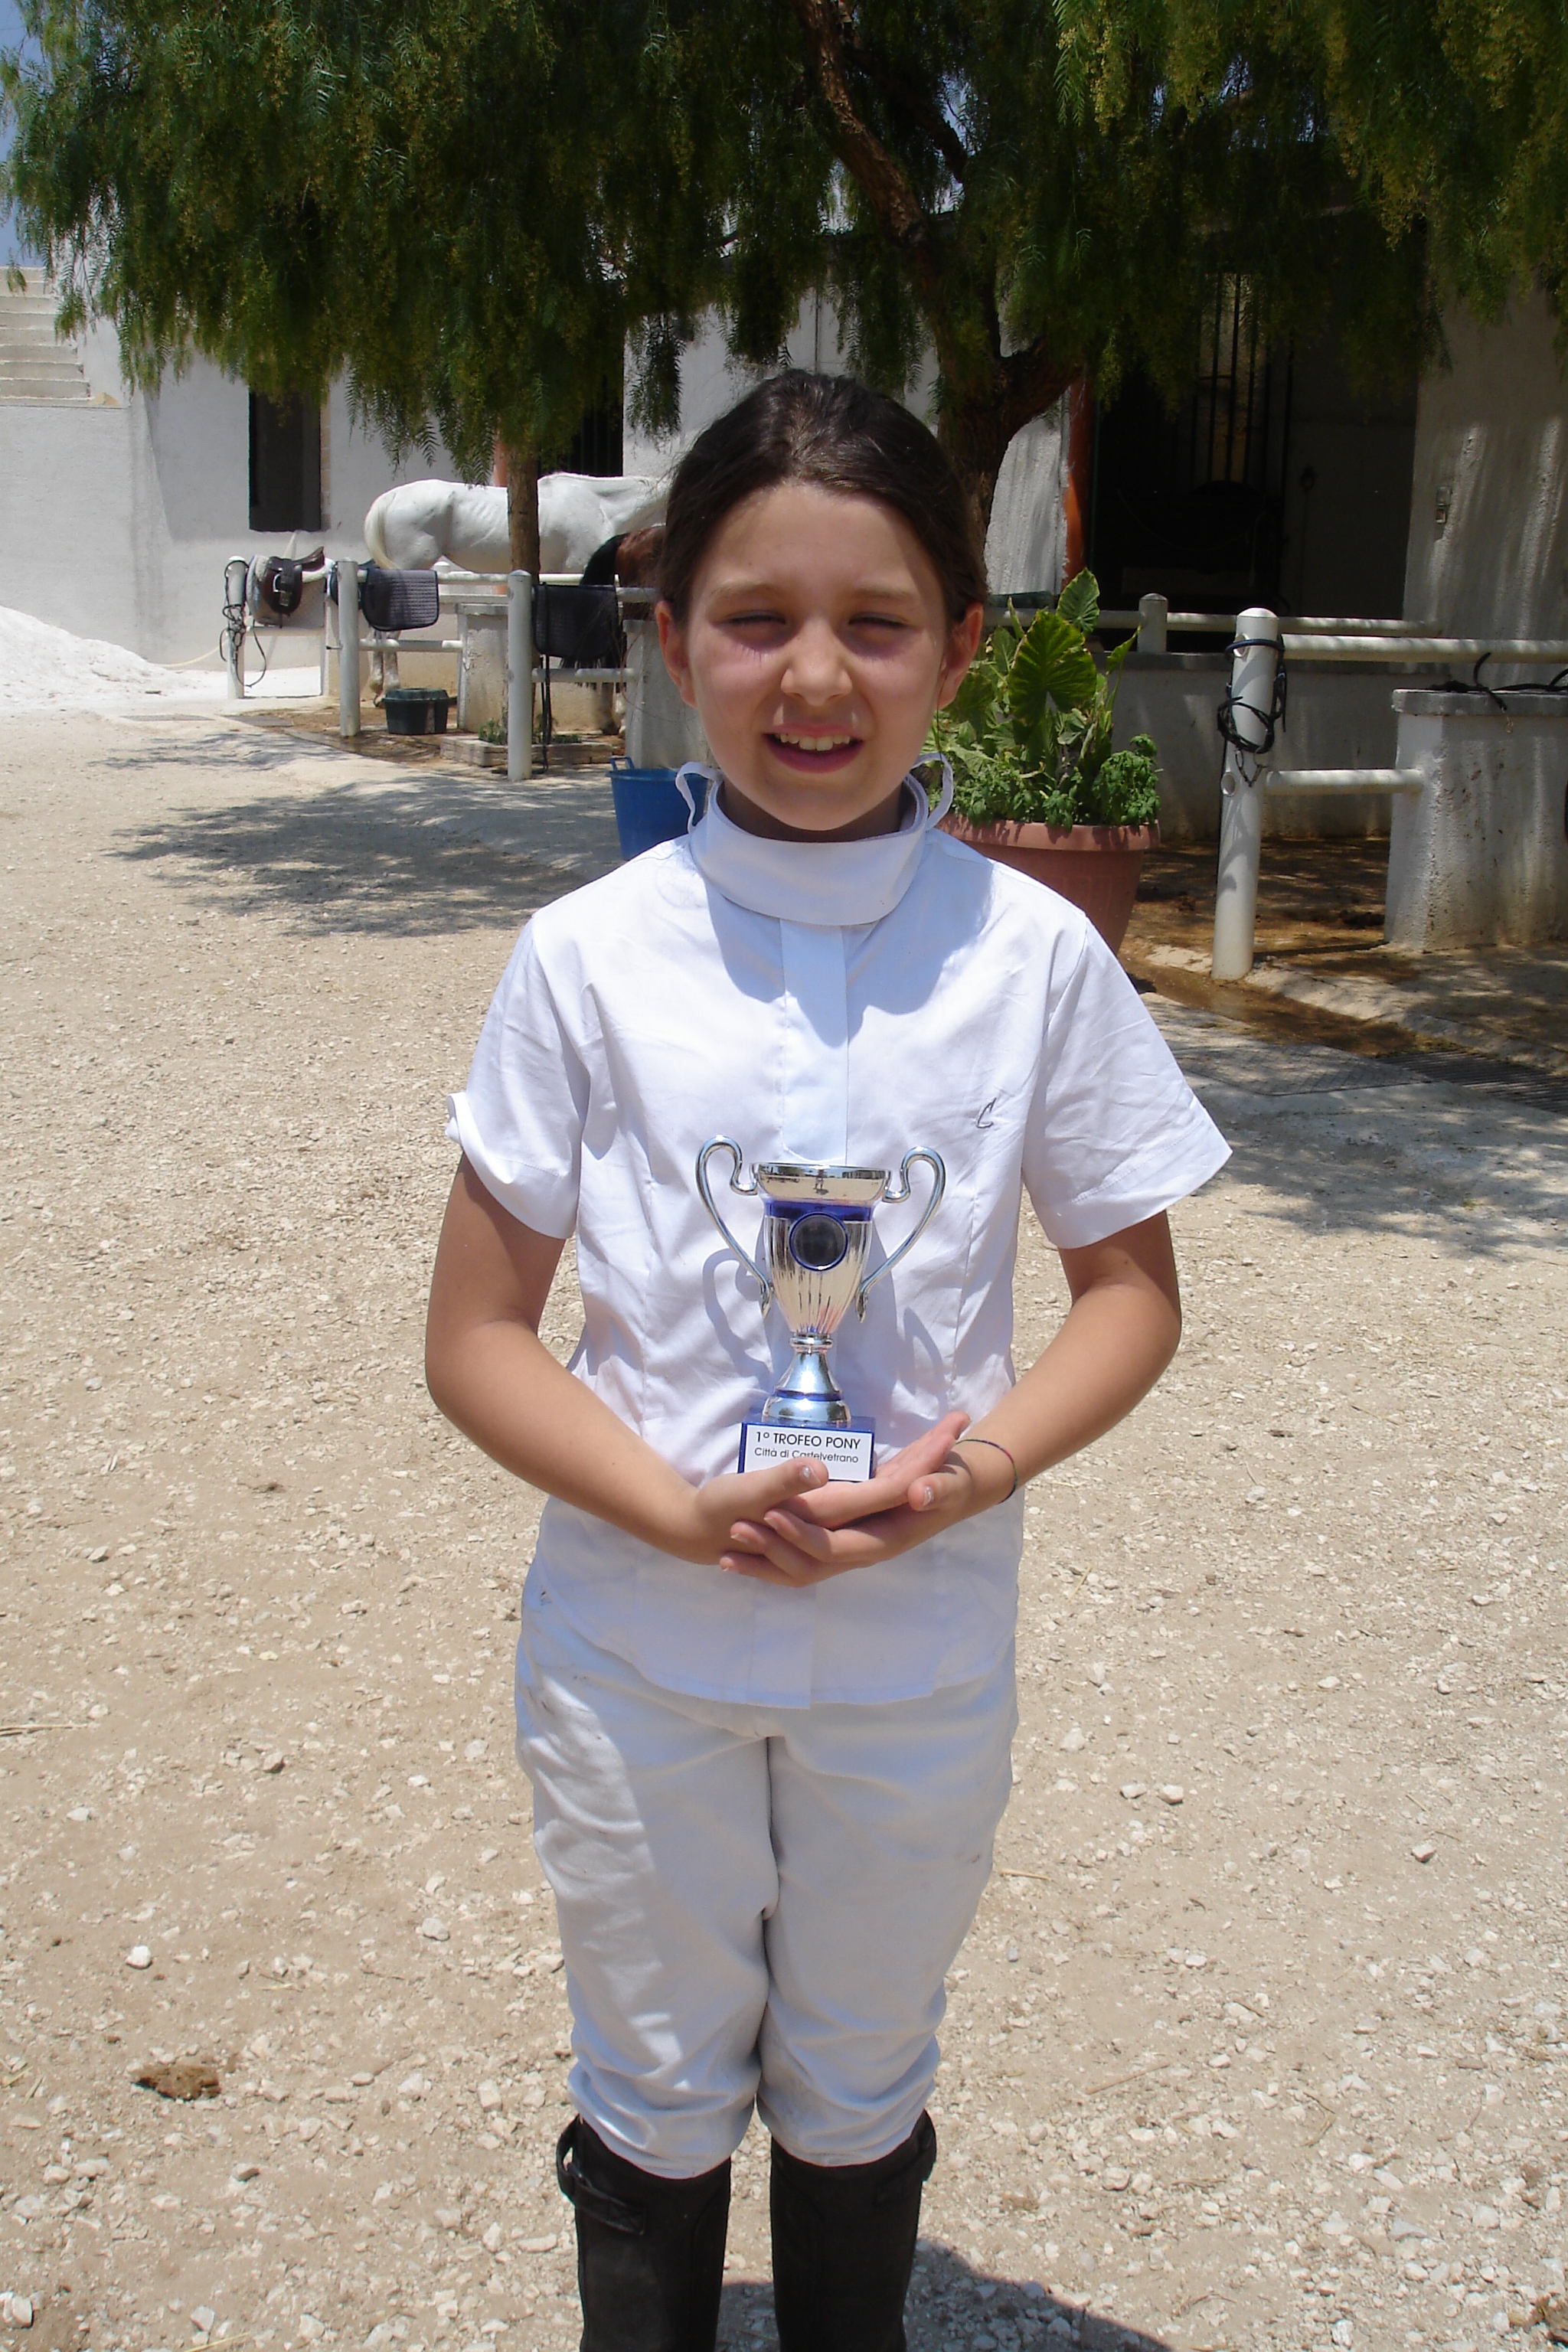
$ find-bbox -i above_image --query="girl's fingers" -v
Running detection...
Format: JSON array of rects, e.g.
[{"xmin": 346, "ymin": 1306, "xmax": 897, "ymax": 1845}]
[
  {"xmin": 758, "ymin": 1508, "xmax": 835, "ymax": 1558},
  {"xmin": 749, "ymin": 1518, "xmax": 838, "ymax": 1575},
  {"xmin": 907, "ymin": 1463, "xmax": 972, "ymax": 1512},
  {"xmin": 720, "ymin": 1543, "xmax": 822, "ymax": 1584},
  {"xmin": 739, "ymin": 1455, "xmax": 830, "ymax": 1508},
  {"xmin": 721, "ymin": 1554, "xmax": 813, "ymax": 1585},
  {"xmin": 725, "ymin": 1514, "xmax": 876, "ymax": 1583},
  {"xmin": 714, "ymin": 1414, "xmax": 978, "ymax": 1579},
  {"xmin": 776, "ymin": 1414, "xmax": 972, "ymax": 1529}
]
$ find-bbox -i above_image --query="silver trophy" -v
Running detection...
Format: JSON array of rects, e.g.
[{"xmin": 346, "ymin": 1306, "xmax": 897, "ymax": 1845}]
[{"xmin": 697, "ymin": 1141, "xmax": 946, "ymax": 1481}]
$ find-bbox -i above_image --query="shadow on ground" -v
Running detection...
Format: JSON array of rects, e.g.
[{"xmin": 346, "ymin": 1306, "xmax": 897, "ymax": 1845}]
[
  {"xmin": 103, "ymin": 741, "xmax": 1568, "ymax": 1250},
  {"xmin": 717, "ymin": 2249, "xmax": 1177, "ymax": 2350},
  {"xmin": 1125, "ymin": 839, "xmax": 1568, "ymax": 1084},
  {"xmin": 107, "ymin": 759, "xmax": 622, "ymax": 938},
  {"xmin": 1157, "ymin": 1000, "xmax": 1568, "ymax": 1256}
]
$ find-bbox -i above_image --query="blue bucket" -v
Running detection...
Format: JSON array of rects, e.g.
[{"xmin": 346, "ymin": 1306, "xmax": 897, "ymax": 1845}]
[{"xmin": 610, "ymin": 760, "xmax": 707, "ymax": 859}]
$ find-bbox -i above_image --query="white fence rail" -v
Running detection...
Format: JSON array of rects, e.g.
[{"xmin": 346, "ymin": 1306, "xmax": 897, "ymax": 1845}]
[{"xmin": 1208, "ymin": 605, "xmax": 1568, "ymax": 978}]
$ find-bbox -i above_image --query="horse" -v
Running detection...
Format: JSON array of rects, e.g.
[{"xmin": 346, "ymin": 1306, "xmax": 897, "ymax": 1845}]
[{"xmin": 363, "ymin": 472, "xmax": 667, "ymax": 576}]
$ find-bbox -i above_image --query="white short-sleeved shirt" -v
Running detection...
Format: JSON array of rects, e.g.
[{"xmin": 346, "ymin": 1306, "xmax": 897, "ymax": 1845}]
[{"xmin": 448, "ymin": 770, "xmax": 1228, "ymax": 1707}]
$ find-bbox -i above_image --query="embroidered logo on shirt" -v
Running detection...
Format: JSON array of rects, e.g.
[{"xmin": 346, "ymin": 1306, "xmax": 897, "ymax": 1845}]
[{"xmin": 975, "ymin": 1097, "xmax": 998, "ymax": 1130}]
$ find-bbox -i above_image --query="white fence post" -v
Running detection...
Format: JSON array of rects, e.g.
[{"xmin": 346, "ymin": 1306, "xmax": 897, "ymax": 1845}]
[
  {"xmin": 337, "ymin": 560, "xmax": 361, "ymax": 739},
  {"xmin": 1137, "ymin": 592, "xmax": 1168, "ymax": 655},
  {"xmin": 508, "ymin": 570, "xmax": 534, "ymax": 782},
  {"xmin": 224, "ymin": 559, "xmax": 249, "ymax": 703},
  {"xmin": 1211, "ymin": 606, "xmax": 1281, "ymax": 982}
]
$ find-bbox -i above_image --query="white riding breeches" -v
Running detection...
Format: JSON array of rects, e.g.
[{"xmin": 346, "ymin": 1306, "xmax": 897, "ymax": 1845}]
[{"xmin": 514, "ymin": 1584, "xmax": 1017, "ymax": 2179}]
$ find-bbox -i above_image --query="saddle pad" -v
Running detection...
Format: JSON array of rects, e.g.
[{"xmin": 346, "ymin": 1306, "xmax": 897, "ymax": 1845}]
[{"xmin": 358, "ymin": 566, "xmax": 441, "ymax": 632}]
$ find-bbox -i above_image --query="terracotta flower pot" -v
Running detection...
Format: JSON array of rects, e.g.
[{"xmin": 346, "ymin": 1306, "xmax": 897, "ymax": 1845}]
[{"xmin": 939, "ymin": 815, "xmax": 1160, "ymax": 954}]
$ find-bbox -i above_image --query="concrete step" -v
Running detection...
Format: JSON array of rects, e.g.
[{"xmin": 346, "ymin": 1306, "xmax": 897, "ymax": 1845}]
[
  {"xmin": 0, "ymin": 374, "xmax": 88, "ymax": 395},
  {"xmin": 0, "ymin": 354, "xmax": 87, "ymax": 376},
  {"xmin": 0, "ymin": 286, "xmax": 95, "ymax": 403}
]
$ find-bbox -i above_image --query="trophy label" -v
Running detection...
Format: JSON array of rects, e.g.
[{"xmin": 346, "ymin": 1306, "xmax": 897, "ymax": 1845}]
[{"xmin": 738, "ymin": 1419, "xmax": 875, "ymax": 1483}]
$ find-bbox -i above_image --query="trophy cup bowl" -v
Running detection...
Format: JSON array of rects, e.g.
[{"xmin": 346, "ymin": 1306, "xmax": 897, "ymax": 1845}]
[{"xmin": 697, "ymin": 1142, "xmax": 946, "ymax": 1479}]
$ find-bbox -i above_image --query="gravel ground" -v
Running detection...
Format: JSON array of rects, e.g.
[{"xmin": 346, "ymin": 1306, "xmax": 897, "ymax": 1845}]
[{"xmin": 1, "ymin": 712, "xmax": 1565, "ymax": 2352}]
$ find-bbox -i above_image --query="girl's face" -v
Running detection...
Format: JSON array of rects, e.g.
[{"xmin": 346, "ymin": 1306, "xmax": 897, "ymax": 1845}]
[{"xmin": 657, "ymin": 483, "xmax": 983, "ymax": 841}]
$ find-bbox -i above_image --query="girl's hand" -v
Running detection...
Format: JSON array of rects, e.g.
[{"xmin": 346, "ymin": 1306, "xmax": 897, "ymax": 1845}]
[
  {"xmin": 429, "ymin": 1161, "xmax": 1180, "ymax": 1590},
  {"xmin": 662, "ymin": 1454, "xmax": 835, "ymax": 1566},
  {"xmin": 718, "ymin": 1410, "xmax": 1015, "ymax": 1586}
]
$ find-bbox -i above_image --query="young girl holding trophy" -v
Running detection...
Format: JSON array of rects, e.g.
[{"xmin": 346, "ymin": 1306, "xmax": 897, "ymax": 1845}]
[{"xmin": 425, "ymin": 373, "xmax": 1227, "ymax": 2351}]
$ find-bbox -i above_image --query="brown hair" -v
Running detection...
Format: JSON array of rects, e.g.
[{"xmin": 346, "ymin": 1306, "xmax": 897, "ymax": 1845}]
[{"xmin": 657, "ymin": 371, "xmax": 987, "ymax": 623}]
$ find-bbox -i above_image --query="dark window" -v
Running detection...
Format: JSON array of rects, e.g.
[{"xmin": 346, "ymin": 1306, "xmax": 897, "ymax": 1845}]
[
  {"xmin": 550, "ymin": 374, "xmax": 625, "ymax": 477},
  {"xmin": 1192, "ymin": 275, "xmax": 1273, "ymax": 494},
  {"xmin": 1089, "ymin": 275, "xmax": 1290, "ymax": 613},
  {"xmin": 249, "ymin": 391, "xmax": 322, "ymax": 532},
  {"xmin": 1088, "ymin": 260, "xmax": 1418, "ymax": 619}
]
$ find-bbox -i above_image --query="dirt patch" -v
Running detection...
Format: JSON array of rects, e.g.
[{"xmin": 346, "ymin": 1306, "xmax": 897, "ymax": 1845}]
[
  {"xmin": 1123, "ymin": 839, "xmax": 1568, "ymax": 1081},
  {"xmin": 0, "ymin": 713, "xmax": 1564, "ymax": 2352},
  {"xmin": 132, "ymin": 2061, "xmax": 222, "ymax": 2103}
]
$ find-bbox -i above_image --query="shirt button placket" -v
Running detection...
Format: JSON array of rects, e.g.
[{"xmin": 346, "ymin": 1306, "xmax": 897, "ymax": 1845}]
[{"xmin": 750, "ymin": 919, "xmax": 851, "ymax": 1700}]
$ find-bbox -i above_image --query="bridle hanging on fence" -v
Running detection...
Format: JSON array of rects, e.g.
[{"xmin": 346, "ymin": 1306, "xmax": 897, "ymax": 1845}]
[{"xmin": 1217, "ymin": 631, "xmax": 1287, "ymax": 785}]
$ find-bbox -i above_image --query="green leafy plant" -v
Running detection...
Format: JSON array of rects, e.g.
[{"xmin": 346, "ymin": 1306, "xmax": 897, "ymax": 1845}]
[{"xmin": 930, "ymin": 570, "xmax": 1160, "ymax": 830}]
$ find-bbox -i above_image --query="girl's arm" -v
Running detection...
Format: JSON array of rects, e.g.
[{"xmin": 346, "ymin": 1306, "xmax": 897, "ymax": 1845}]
[
  {"xmin": 724, "ymin": 1211, "xmax": 1182, "ymax": 1584},
  {"xmin": 424, "ymin": 1157, "xmax": 967, "ymax": 1563}
]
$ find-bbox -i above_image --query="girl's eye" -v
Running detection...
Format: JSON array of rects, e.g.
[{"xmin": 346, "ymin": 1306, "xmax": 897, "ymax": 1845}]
[{"xmin": 851, "ymin": 613, "xmax": 910, "ymax": 633}]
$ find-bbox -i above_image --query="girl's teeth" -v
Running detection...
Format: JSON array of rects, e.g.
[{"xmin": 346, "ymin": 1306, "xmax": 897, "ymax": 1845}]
[{"xmin": 776, "ymin": 733, "xmax": 851, "ymax": 751}]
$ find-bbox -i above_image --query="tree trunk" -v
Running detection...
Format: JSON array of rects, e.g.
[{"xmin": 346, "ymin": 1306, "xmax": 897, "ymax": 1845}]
[
  {"xmin": 501, "ymin": 440, "xmax": 541, "ymax": 577},
  {"xmin": 1062, "ymin": 380, "xmax": 1095, "ymax": 583},
  {"xmin": 943, "ymin": 354, "xmax": 1076, "ymax": 556}
]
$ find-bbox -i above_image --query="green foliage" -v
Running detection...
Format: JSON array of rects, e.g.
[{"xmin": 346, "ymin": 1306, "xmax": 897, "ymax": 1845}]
[
  {"xmin": 931, "ymin": 573, "xmax": 1160, "ymax": 830},
  {"xmin": 0, "ymin": 0, "xmax": 741, "ymax": 484},
  {"xmin": 1308, "ymin": 0, "xmax": 1568, "ymax": 350},
  {"xmin": 3, "ymin": 0, "xmax": 1566, "ymax": 525},
  {"xmin": 1086, "ymin": 738, "xmax": 1162, "ymax": 827}
]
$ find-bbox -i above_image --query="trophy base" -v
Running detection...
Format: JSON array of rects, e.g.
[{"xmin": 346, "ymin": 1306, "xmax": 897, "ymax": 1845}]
[{"xmin": 737, "ymin": 1417, "xmax": 875, "ymax": 1482}]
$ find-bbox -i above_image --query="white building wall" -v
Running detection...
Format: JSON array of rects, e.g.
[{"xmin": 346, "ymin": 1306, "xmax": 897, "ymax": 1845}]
[
  {"xmin": 1403, "ymin": 286, "xmax": 1568, "ymax": 639},
  {"xmin": 0, "ymin": 309, "xmax": 456, "ymax": 665}
]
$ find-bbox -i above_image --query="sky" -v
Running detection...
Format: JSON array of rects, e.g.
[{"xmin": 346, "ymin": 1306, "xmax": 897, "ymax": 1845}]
[{"xmin": 1, "ymin": 0, "xmax": 40, "ymax": 266}]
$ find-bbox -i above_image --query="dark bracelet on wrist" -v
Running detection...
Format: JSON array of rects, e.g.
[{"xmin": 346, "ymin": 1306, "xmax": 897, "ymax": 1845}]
[{"xmin": 953, "ymin": 1436, "xmax": 1018, "ymax": 1499}]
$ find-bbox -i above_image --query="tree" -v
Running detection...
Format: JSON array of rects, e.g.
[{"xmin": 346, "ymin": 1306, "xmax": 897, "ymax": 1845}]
[
  {"xmin": 5, "ymin": 0, "xmax": 1566, "ymax": 541},
  {"xmin": 685, "ymin": 0, "xmax": 1568, "ymax": 524},
  {"xmin": 0, "ymin": 0, "xmax": 738, "ymax": 565},
  {"xmin": 662, "ymin": 0, "xmax": 1423, "ymax": 526},
  {"xmin": 1308, "ymin": 0, "xmax": 1568, "ymax": 336}
]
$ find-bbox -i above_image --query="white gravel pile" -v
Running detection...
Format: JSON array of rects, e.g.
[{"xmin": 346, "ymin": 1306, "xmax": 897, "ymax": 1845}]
[
  {"xmin": 0, "ymin": 603, "xmax": 320, "ymax": 711},
  {"xmin": 0, "ymin": 602, "xmax": 222, "ymax": 712}
]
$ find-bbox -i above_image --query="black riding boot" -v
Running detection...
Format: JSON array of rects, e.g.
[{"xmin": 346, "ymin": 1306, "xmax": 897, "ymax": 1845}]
[
  {"xmin": 556, "ymin": 2115, "xmax": 731, "ymax": 2352},
  {"xmin": 769, "ymin": 2112, "xmax": 937, "ymax": 2352}
]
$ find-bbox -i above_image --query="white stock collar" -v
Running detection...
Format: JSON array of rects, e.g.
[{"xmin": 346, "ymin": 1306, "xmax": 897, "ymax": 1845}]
[{"xmin": 676, "ymin": 761, "xmax": 952, "ymax": 928}]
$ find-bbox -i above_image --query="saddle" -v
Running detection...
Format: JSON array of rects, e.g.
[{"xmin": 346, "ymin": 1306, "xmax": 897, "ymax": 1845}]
[{"xmin": 252, "ymin": 547, "xmax": 325, "ymax": 619}]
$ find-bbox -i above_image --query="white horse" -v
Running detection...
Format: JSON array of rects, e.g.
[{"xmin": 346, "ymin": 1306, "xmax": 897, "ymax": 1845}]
[{"xmin": 364, "ymin": 472, "xmax": 667, "ymax": 576}]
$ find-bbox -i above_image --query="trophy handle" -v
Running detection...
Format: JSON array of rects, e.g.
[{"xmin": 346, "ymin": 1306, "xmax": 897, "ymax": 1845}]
[
  {"xmin": 857, "ymin": 1148, "xmax": 946, "ymax": 1318},
  {"xmin": 695, "ymin": 1138, "xmax": 773, "ymax": 1317}
]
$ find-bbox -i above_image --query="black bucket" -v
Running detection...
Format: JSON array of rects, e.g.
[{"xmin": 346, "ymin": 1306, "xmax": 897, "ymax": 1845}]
[{"xmin": 384, "ymin": 688, "xmax": 450, "ymax": 736}]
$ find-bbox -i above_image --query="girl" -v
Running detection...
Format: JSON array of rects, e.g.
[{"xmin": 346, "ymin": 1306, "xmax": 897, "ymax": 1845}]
[{"xmin": 425, "ymin": 373, "xmax": 1228, "ymax": 2352}]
